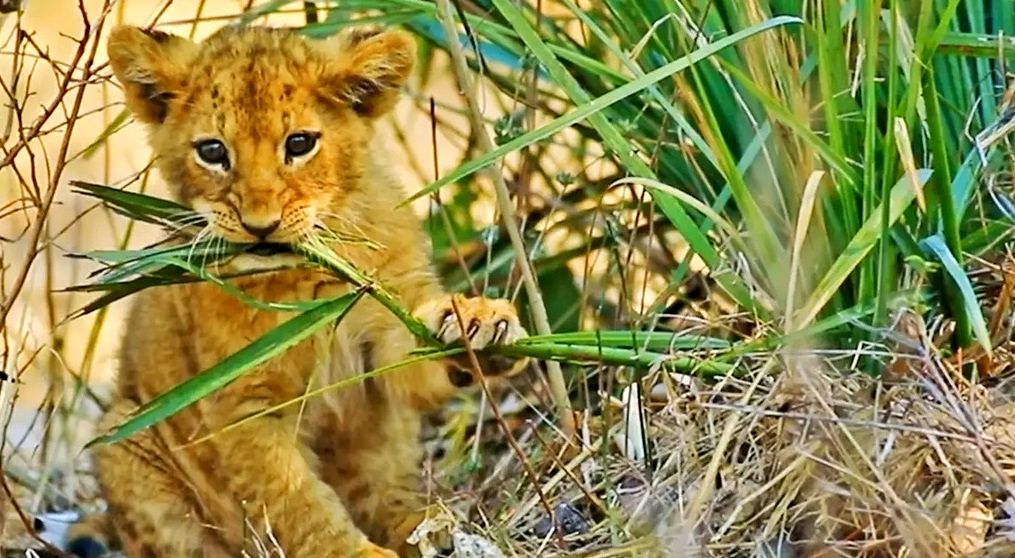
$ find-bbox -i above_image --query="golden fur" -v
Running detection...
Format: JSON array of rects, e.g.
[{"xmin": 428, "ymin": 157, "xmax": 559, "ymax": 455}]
[{"xmin": 74, "ymin": 24, "xmax": 526, "ymax": 558}]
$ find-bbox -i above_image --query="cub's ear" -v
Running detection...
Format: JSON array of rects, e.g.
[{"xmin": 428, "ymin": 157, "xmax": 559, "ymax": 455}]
[
  {"xmin": 318, "ymin": 28, "xmax": 415, "ymax": 118},
  {"xmin": 107, "ymin": 26, "xmax": 197, "ymax": 124}
]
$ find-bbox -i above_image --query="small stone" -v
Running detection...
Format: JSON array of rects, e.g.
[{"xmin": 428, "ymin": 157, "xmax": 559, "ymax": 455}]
[{"xmin": 451, "ymin": 530, "xmax": 505, "ymax": 558}]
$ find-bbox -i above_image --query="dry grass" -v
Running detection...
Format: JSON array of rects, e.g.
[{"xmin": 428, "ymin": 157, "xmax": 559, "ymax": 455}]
[{"xmin": 387, "ymin": 303, "xmax": 1015, "ymax": 557}]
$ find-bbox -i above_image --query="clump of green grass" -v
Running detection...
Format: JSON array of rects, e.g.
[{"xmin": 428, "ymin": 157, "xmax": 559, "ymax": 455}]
[{"xmin": 368, "ymin": 0, "xmax": 1013, "ymax": 360}]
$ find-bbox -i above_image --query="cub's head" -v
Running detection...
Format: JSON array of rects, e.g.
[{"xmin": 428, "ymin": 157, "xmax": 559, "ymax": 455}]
[{"xmin": 107, "ymin": 25, "xmax": 414, "ymax": 249}]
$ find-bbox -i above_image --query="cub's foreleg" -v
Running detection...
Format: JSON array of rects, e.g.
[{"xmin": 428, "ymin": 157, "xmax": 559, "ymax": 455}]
[{"xmin": 207, "ymin": 387, "xmax": 398, "ymax": 558}]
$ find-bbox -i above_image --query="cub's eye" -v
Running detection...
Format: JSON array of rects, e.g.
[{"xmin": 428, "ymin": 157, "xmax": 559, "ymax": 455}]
[
  {"xmin": 195, "ymin": 139, "xmax": 229, "ymax": 167},
  {"xmin": 284, "ymin": 132, "xmax": 318, "ymax": 159}
]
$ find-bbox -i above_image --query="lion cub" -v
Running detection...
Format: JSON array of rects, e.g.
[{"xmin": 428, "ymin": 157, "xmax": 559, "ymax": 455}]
[{"xmin": 70, "ymin": 25, "xmax": 526, "ymax": 558}]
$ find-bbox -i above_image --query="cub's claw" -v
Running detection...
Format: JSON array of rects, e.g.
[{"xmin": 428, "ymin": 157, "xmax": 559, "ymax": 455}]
[
  {"xmin": 417, "ymin": 294, "xmax": 527, "ymax": 350},
  {"xmin": 415, "ymin": 294, "xmax": 529, "ymax": 379}
]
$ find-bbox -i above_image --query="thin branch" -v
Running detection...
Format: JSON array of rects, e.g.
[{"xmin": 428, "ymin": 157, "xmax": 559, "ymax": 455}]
[{"xmin": 0, "ymin": 1, "xmax": 111, "ymax": 325}]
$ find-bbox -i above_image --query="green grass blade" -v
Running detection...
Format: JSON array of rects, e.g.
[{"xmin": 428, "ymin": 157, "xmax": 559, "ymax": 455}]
[
  {"xmin": 64, "ymin": 275, "xmax": 198, "ymax": 319},
  {"xmin": 937, "ymin": 31, "xmax": 1015, "ymax": 58},
  {"xmin": 491, "ymin": 343, "xmax": 732, "ymax": 375},
  {"xmin": 299, "ymin": 243, "xmax": 435, "ymax": 342},
  {"xmin": 406, "ymin": 12, "xmax": 800, "ymax": 315},
  {"xmin": 516, "ymin": 331, "xmax": 733, "ymax": 351},
  {"xmin": 87, "ymin": 290, "xmax": 365, "ymax": 447},
  {"xmin": 795, "ymin": 169, "xmax": 930, "ymax": 327},
  {"xmin": 412, "ymin": 342, "xmax": 733, "ymax": 375},
  {"xmin": 72, "ymin": 181, "xmax": 199, "ymax": 227},
  {"xmin": 557, "ymin": 0, "xmax": 719, "ymax": 170},
  {"xmin": 403, "ymin": 15, "xmax": 803, "ymax": 203},
  {"xmin": 78, "ymin": 242, "xmax": 236, "ymax": 283},
  {"xmin": 81, "ymin": 110, "xmax": 130, "ymax": 160},
  {"xmin": 920, "ymin": 234, "xmax": 992, "ymax": 355}
]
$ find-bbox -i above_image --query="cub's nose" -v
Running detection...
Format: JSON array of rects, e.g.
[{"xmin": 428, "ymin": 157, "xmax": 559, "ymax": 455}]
[{"xmin": 241, "ymin": 219, "xmax": 280, "ymax": 239}]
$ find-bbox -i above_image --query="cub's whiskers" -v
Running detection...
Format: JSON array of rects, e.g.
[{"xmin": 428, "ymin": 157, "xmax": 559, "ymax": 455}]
[{"xmin": 185, "ymin": 225, "xmax": 213, "ymax": 267}]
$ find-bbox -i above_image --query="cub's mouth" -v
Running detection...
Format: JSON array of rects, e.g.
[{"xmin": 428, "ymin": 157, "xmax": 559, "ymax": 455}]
[{"xmin": 244, "ymin": 242, "xmax": 296, "ymax": 257}]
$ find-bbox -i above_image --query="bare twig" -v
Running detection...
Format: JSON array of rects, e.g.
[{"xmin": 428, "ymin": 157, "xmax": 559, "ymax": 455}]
[{"xmin": 0, "ymin": 1, "xmax": 112, "ymax": 325}]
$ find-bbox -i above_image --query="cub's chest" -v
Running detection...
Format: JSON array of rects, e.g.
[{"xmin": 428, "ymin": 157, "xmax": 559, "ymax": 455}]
[{"xmin": 300, "ymin": 323, "xmax": 383, "ymax": 430}]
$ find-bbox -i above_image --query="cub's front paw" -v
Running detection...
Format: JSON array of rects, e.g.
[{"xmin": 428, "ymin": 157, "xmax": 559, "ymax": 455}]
[
  {"xmin": 417, "ymin": 294, "xmax": 527, "ymax": 350},
  {"xmin": 415, "ymin": 294, "xmax": 528, "ymax": 380}
]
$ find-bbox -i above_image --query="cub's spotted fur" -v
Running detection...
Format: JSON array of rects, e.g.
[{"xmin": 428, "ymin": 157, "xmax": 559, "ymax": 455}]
[{"xmin": 70, "ymin": 25, "xmax": 526, "ymax": 558}]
